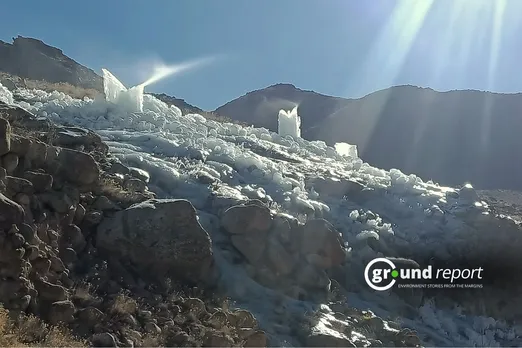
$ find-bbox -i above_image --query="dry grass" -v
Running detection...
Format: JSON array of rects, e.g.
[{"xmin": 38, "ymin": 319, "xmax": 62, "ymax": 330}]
[
  {"xmin": 24, "ymin": 80, "xmax": 101, "ymax": 100},
  {"xmin": 0, "ymin": 307, "xmax": 86, "ymax": 347},
  {"xmin": 98, "ymin": 175, "xmax": 154, "ymax": 208},
  {"xmin": 1, "ymin": 72, "xmax": 101, "ymax": 100},
  {"xmin": 110, "ymin": 294, "xmax": 138, "ymax": 316}
]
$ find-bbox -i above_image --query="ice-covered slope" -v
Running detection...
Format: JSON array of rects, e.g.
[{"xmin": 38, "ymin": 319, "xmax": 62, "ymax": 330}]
[{"xmin": 3, "ymin": 82, "xmax": 522, "ymax": 346}]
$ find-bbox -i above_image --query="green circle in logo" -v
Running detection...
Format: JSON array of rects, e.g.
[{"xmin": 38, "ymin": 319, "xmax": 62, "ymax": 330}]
[{"xmin": 391, "ymin": 270, "xmax": 399, "ymax": 278}]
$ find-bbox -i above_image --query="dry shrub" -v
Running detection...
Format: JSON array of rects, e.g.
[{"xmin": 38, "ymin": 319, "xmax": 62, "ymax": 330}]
[
  {"xmin": 23, "ymin": 80, "xmax": 101, "ymax": 100},
  {"xmin": 0, "ymin": 306, "xmax": 86, "ymax": 347},
  {"xmin": 111, "ymin": 294, "xmax": 138, "ymax": 316},
  {"xmin": 98, "ymin": 175, "xmax": 152, "ymax": 207},
  {"xmin": 72, "ymin": 283, "xmax": 94, "ymax": 304},
  {"xmin": 0, "ymin": 72, "xmax": 101, "ymax": 100}
]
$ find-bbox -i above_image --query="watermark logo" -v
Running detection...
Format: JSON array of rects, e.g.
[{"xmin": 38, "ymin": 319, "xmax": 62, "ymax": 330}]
[{"xmin": 364, "ymin": 257, "xmax": 484, "ymax": 291}]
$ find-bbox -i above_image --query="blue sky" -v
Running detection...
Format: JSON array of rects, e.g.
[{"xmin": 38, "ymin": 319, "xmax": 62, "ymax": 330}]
[{"xmin": 1, "ymin": 0, "xmax": 522, "ymax": 110}]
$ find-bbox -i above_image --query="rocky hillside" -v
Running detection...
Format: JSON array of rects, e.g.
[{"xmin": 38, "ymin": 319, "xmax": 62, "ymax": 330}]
[
  {"xmin": 0, "ymin": 37, "xmax": 207, "ymax": 118},
  {"xmin": 0, "ymin": 100, "xmax": 427, "ymax": 346},
  {"xmin": 0, "ymin": 102, "xmax": 267, "ymax": 347},
  {"xmin": 0, "ymin": 37, "xmax": 103, "ymax": 93},
  {"xmin": 215, "ymin": 84, "xmax": 522, "ymax": 191}
]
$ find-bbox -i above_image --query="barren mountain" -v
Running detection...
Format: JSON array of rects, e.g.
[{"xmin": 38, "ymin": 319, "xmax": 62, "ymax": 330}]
[
  {"xmin": 215, "ymin": 84, "xmax": 522, "ymax": 190},
  {"xmin": 0, "ymin": 36, "xmax": 103, "ymax": 92}
]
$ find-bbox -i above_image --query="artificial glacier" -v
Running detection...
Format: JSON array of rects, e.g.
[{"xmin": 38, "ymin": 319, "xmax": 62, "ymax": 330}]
[
  {"xmin": 278, "ymin": 106, "xmax": 301, "ymax": 138},
  {"xmin": 102, "ymin": 58, "xmax": 212, "ymax": 113},
  {"xmin": 102, "ymin": 68, "xmax": 144, "ymax": 113},
  {"xmin": 2, "ymin": 79, "xmax": 522, "ymax": 347}
]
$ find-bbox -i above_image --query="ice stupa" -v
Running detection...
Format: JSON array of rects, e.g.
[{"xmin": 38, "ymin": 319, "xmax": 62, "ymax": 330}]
[
  {"xmin": 102, "ymin": 69, "xmax": 144, "ymax": 113},
  {"xmin": 278, "ymin": 106, "xmax": 301, "ymax": 138}
]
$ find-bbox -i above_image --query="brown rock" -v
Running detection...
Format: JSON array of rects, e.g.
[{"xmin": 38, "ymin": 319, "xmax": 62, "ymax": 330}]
[
  {"xmin": 77, "ymin": 307, "xmax": 104, "ymax": 329},
  {"xmin": 2, "ymin": 152, "xmax": 18, "ymax": 173},
  {"xmin": 299, "ymin": 219, "xmax": 346, "ymax": 268},
  {"xmin": 39, "ymin": 191, "xmax": 74, "ymax": 213},
  {"xmin": 0, "ymin": 192, "xmax": 24, "ymax": 228},
  {"xmin": 49, "ymin": 254, "xmax": 67, "ymax": 273},
  {"xmin": 231, "ymin": 234, "xmax": 266, "ymax": 265},
  {"xmin": 14, "ymin": 192, "xmax": 30, "ymax": 206},
  {"xmin": 62, "ymin": 224, "xmax": 86, "ymax": 252},
  {"xmin": 6, "ymin": 176, "xmax": 33, "ymax": 194},
  {"xmin": 54, "ymin": 148, "xmax": 99, "ymax": 185},
  {"xmin": 9, "ymin": 135, "xmax": 30, "ymax": 156},
  {"xmin": 0, "ymin": 278, "xmax": 23, "ymax": 302},
  {"xmin": 96, "ymin": 199, "xmax": 215, "ymax": 284},
  {"xmin": 92, "ymin": 195, "xmax": 120, "ymax": 211},
  {"xmin": 266, "ymin": 237, "xmax": 297, "ymax": 276},
  {"xmin": 182, "ymin": 297, "xmax": 207, "ymax": 317},
  {"xmin": 32, "ymin": 257, "xmax": 51, "ymax": 275},
  {"xmin": 34, "ymin": 279, "xmax": 68, "ymax": 302},
  {"xmin": 229, "ymin": 309, "xmax": 257, "ymax": 329},
  {"xmin": 25, "ymin": 140, "xmax": 48, "ymax": 167},
  {"xmin": 203, "ymin": 330, "xmax": 234, "ymax": 347},
  {"xmin": 294, "ymin": 262, "xmax": 331, "ymax": 291},
  {"xmin": 243, "ymin": 330, "xmax": 267, "ymax": 347},
  {"xmin": 208, "ymin": 310, "xmax": 229, "ymax": 329},
  {"xmin": 60, "ymin": 247, "xmax": 77, "ymax": 265},
  {"xmin": 23, "ymin": 171, "xmax": 53, "ymax": 192},
  {"xmin": 25, "ymin": 245, "xmax": 40, "ymax": 261},
  {"xmin": 74, "ymin": 203, "xmax": 86, "ymax": 223},
  {"xmin": 90, "ymin": 332, "xmax": 118, "ymax": 347},
  {"xmin": 9, "ymin": 232, "xmax": 25, "ymax": 248},
  {"xmin": 83, "ymin": 210, "xmax": 103, "ymax": 225},
  {"xmin": 144, "ymin": 322, "xmax": 162, "ymax": 334},
  {"xmin": 0, "ymin": 118, "xmax": 10, "ymax": 156},
  {"xmin": 49, "ymin": 300, "xmax": 75, "ymax": 325},
  {"xmin": 221, "ymin": 203, "xmax": 273, "ymax": 235}
]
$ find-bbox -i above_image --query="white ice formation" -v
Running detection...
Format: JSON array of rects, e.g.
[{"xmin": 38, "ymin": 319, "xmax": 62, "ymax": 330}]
[
  {"xmin": 335, "ymin": 142, "xmax": 358, "ymax": 158},
  {"xmin": 278, "ymin": 106, "xmax": 301, "ymax": 138},
  {"xmin": 102, "ymin": 68, "xmax": 144, "ymax": 113},
  {"xmin": 2, "ymin": 79, "xmax": 521, "ymax": 347}
]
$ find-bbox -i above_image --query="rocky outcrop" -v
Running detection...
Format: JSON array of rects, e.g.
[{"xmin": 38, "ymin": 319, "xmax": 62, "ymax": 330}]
[
  {"xmin": 96, "ymin": 199, "xmax": 215, "ymax": 284},
  {"xmin": 220, "ymin": 201, "xmax": 346, "ymax": 301},
  {"xmin": 0, "ymin": 105, "xmax": 268, "ymax": 347}
]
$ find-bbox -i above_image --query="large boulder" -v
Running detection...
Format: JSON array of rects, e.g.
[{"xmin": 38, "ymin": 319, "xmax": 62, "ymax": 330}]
[
  {"xmin": 96, "ymin": 199, "xmax": 215, "ymax": 284},
  {"xmin": 0, "ymin": 192, "xmax": 24, "ymax": 228},
  {"xmin": 221, "ymin": 202, "xmax": 274, "ymax": 265},
  {"xmin": 299, "ymin": 219, "xmax": 346, "ymax": 268},
  {"xmin": 221, "ymin": 203, "xmax": 273, "ymax": 235},
  {"xmin": 0, "ymin": 102, "xmax": 51, "ymax": 131},
  {"xmin": 51, "ymin": 147, "xmax": 100, "ymax": 185},
  {"xmin": 53, "ymin": 126, "xmax": 108, "ymax": 154}
]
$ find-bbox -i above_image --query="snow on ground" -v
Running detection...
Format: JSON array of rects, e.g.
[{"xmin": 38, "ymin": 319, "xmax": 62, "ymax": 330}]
[{"xmin": 2, "ymin": 82, "xmax": 519, "ymax": 346}]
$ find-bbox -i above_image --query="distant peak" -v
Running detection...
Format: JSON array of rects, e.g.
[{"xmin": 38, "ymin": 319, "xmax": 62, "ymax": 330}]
[
  {"xmin": 266, "ymin": 83, "xmax": 298, "ymax": 90},
  {"xmin": 270, "ymin": 83, "xmax": 297, "ymax": 88}
]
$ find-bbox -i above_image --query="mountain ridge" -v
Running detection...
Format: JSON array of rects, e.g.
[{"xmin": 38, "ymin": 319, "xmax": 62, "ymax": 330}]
[
  {"xmin": 215, "ymin": 82, "xmax": 522, "ymax": 190},
  {"xmin": 2, "ymin": 36, "xmax": 522, "ymax": 190}
]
